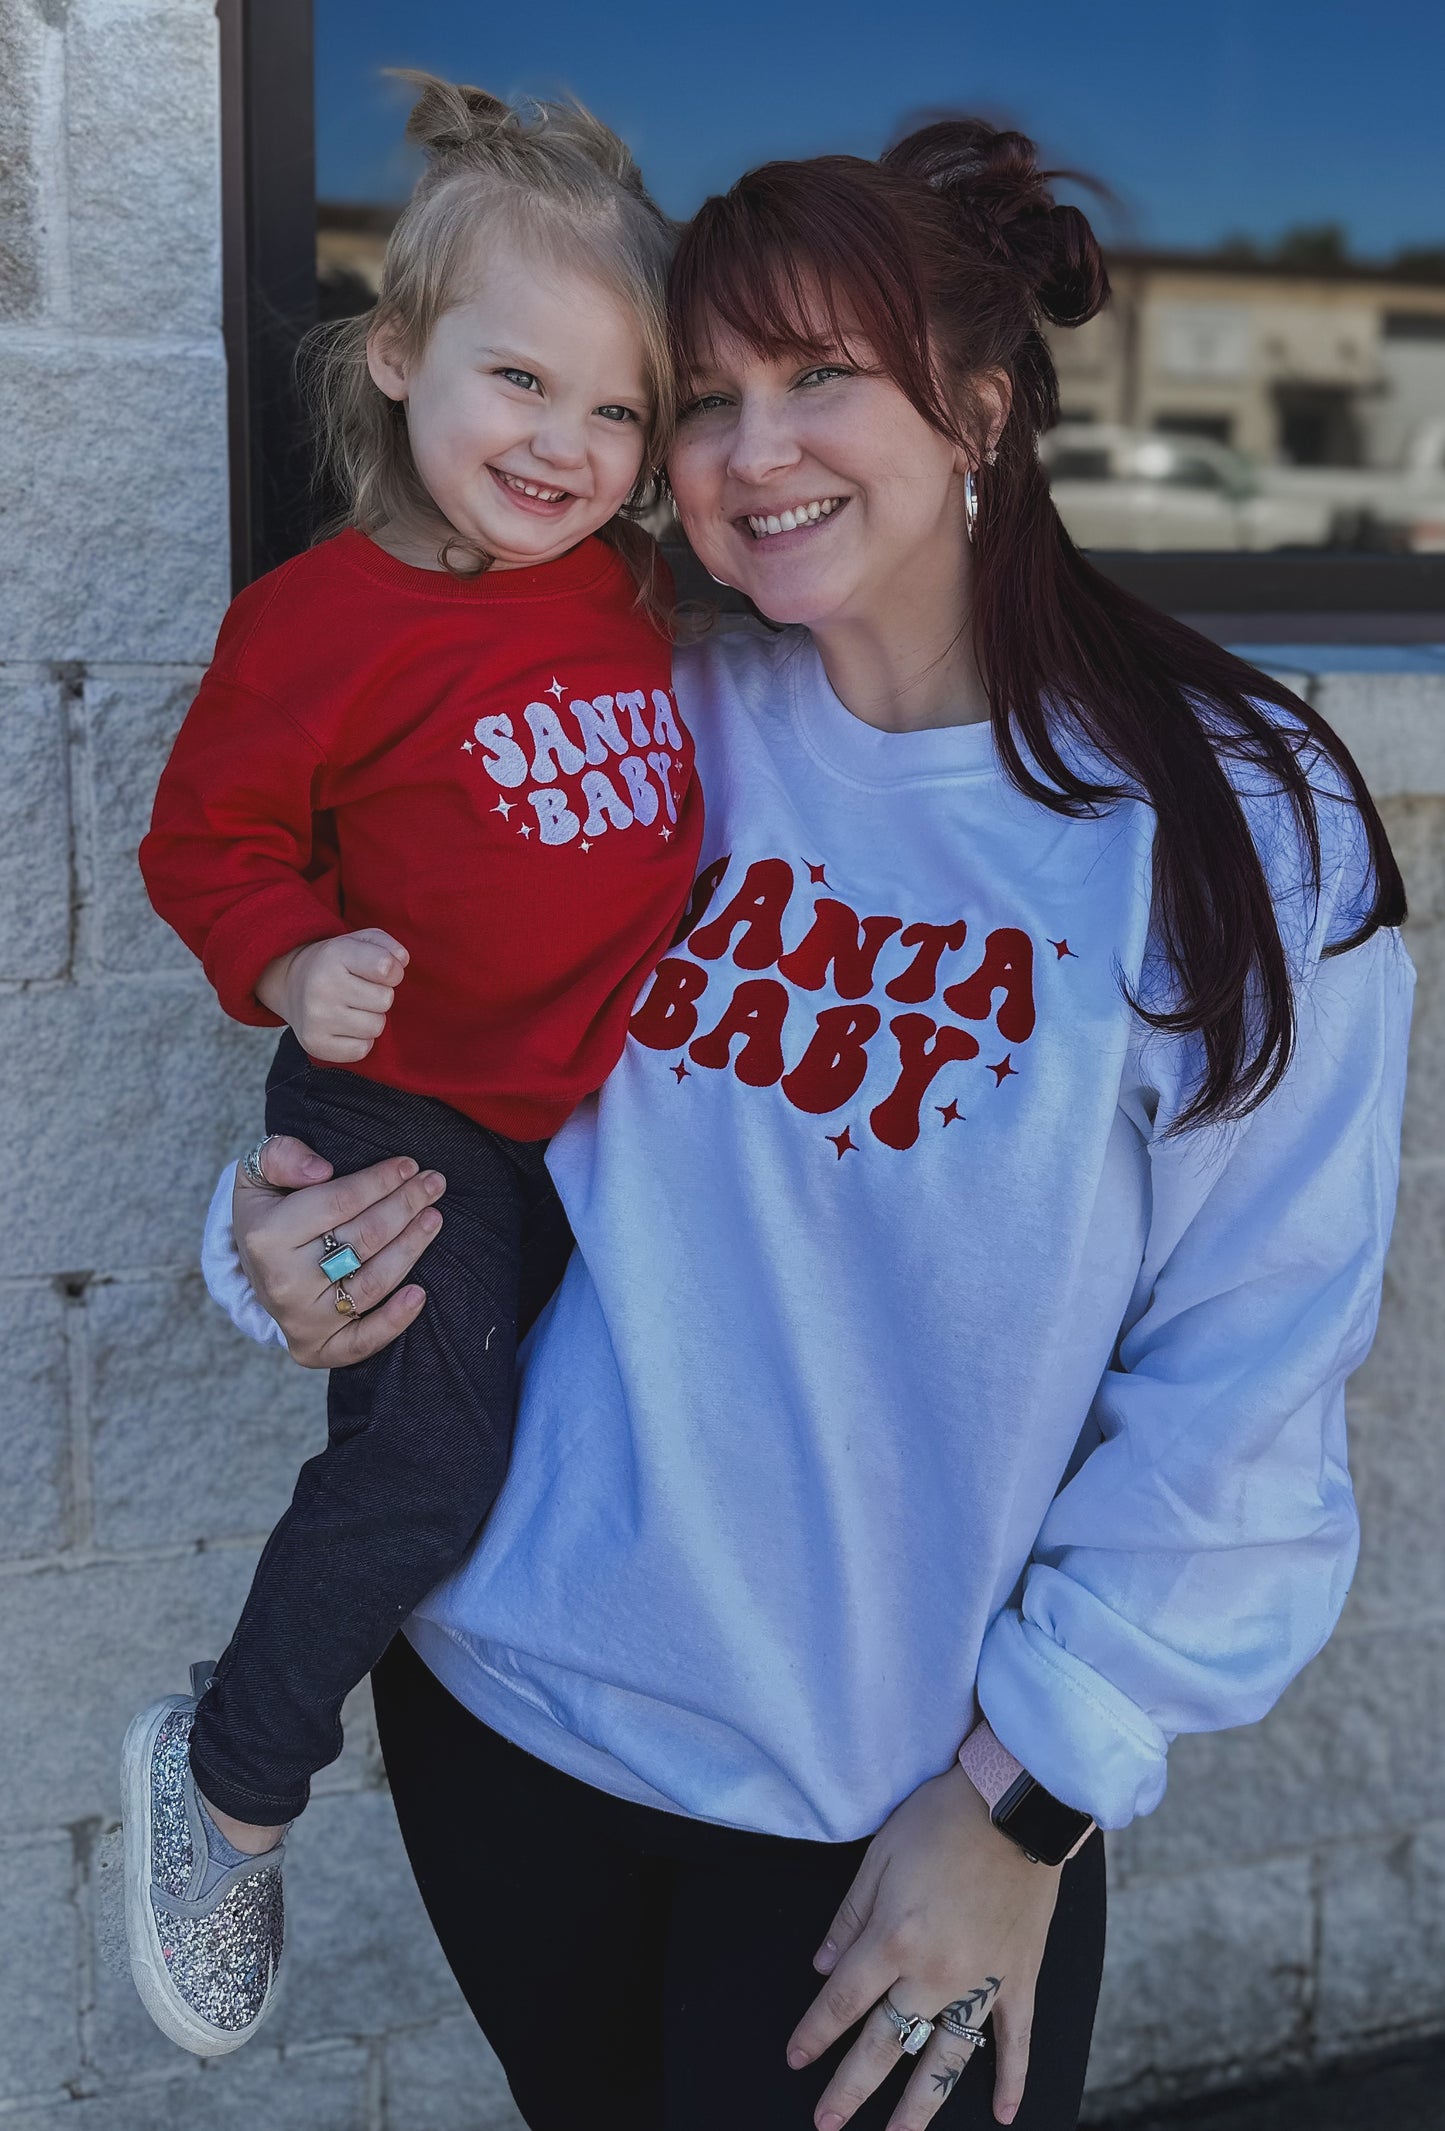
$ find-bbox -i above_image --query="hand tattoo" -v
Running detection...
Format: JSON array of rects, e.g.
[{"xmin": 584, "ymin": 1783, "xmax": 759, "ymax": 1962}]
[
  {"xmin": 932, "ymin": 2065, "xmax": 963, "ymax": 2094},
  {"xmin": 939, "ymin": 1975, "xmax": 1002, "ymax": 2026}
]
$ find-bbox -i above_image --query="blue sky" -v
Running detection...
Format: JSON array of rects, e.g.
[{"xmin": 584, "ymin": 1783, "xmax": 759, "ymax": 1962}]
[{"xmin": 316, "ymin": 0, "xmax": 1444, "ymax": 256}]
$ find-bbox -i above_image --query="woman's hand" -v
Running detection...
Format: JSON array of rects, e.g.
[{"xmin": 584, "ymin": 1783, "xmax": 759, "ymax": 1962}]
[
  {"xmin": 788, "ymin": 1765, "xmax": 1061, "ymax": 2131},
  {"xmin": 234, "ymin": 1135, "xmax": 445, "ymax": 1367}
]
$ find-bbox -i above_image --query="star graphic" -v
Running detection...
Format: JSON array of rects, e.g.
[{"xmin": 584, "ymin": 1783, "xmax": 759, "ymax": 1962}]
[
  {"xmin": 517, "ymin": 822, "xmax": 533, "ymax": 839},
  {"xmin": 492, "ymin": 796, "xmax": 513, "ymax": 819},
  {"xmin": 826, "ymin": 1126, "xmax": 857, "ymax": 1158},
  {"xmin": 579, "ymin": 840, "xmax": 592, "ymax": 853},
  {"xmin": 988, "ymin": 1055, "xmax": 1017, "ymax": 1086},
  {"xmin": 1048, "ymin": 938, "xmax": 1077, "ymax": 959},
  {"xmin": 937, "ymin": 1100, "xmax": 964, "ymax": 1126},
  {"xmin": 546, "ymin": 677, "xmax": 565, "ymax": 700},
  {"xmin": 671, "ymin": 1061, "xmax": 690, "ymax": 1083},
  {"xmin": 659, "ymin": 826, "xmax": 672, "ymax": 840},
  {"xmin": 807, "ymin": 861, "xmax": 830, "ymax": 886},
  {"xmin": 460, "ymin": 739, "xmax": 475, "ymax": 753}
]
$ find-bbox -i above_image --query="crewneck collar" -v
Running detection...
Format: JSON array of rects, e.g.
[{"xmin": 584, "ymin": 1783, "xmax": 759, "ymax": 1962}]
[
  {"xmin": 784, "ymin": 630, "xmax": 998, "ymax": 788},
  {"xmin": 333, "ymin": 527, "xmax": 618, "ymax": 604}
]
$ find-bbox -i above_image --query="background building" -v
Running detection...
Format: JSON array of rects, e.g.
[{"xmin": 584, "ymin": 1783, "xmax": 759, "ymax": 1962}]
[{"xmin": 2, "ymin": 3, "xmax": 1443, "ymax": 2126}]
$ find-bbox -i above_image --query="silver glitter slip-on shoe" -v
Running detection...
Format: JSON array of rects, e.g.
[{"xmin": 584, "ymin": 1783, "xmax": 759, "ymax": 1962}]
[{"xmin": 121, "ymin": 1663, "xmax": 285, "ymax": 2056}]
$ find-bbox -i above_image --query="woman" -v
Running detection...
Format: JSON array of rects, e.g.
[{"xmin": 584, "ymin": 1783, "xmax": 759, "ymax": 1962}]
[{"xmin": 206, "ymin": 123, "xmax": 1412, "ymax": 2131}]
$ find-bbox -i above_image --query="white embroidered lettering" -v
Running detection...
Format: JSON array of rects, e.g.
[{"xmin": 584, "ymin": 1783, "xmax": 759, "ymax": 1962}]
[
  {"xmin": 473, "ymin": 714, "xmax": 529, "ymax": 789},
  {"xmin": 528, "ymin": 788, "xmax": 581, "ymax": 844},
  {"xmin": 651, "ymin": 688, "xmax": 683, "ymax": 750},
  {"xmin": 524, "ymin": 702, "xmax": 587, "ymax": 783},
  {"xmin": 618, "ymin": 755, "xmax": 659, "ymax": 824},
  {"xmin": 647, "ymin": 751, "xmax": 678, "ymax": 823},
  {"xmin": 616, "ymin": 689, "xmax": 651, "ymax": 749},
  {"xmin": 571, "ymin": 695, "xmax": 629, "ymax": 765},
  {"xmin": 580, "ymin": 769, "xmax": 634, "ymax": 835}
]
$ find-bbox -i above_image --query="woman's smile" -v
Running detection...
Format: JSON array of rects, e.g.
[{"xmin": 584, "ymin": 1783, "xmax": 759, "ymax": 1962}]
[{"xmin": 741, "ymin": 495, "xmax": 849, "ymax": 540}]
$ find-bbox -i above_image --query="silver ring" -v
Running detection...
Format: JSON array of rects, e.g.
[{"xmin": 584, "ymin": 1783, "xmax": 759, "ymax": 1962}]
[
  {"xmin": 880, "ymin": 1994, "xmax": 933, "ymax": 2056},
  {"xmin": 936, "ymin": 2013, "xmax": 988, "ymax": 2046},
  {"xmin": 318, "ymin": 1231, "xmax": 363, "ymax": 1282},
  {"xmin": 241, "ymin": 1133, "xmax": 277, "ymax": 1188}
]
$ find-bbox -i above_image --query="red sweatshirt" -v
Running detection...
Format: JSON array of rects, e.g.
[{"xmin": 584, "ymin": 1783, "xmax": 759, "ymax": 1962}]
[{"xmin": 141, "ymin": 530, "xmax": 703, "ymax": 1139}]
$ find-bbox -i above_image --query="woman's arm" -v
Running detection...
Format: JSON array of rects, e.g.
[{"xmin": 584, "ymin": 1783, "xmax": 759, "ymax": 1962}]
[
  {"xmin": 977, "ymin": 921, "xmax": 1415, "ymax": 1829},
  {"xmin": 204, "ymin": 1134, "xmax": 445, "ymax": 1366}
]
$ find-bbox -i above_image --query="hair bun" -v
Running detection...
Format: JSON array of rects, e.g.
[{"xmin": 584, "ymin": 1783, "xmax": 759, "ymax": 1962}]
[
  {"xmin": 395, "ymin": 71, "xmax": 517, "ymax": 161},
  {"xmin": 883, "ymin": 117, "xmax": 1109, "ymax": 328}
]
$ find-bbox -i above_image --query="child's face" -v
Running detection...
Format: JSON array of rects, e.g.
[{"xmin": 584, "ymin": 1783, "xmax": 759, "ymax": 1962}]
[{"xmin": 370, "ymin": 236, "xmax": 653, "ymax": 569}]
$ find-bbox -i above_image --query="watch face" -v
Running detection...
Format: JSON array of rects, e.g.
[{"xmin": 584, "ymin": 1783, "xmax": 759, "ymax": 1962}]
[{"xmin": 993, "ymin": 1774, "xmax": 1093, "ymax": 1867}]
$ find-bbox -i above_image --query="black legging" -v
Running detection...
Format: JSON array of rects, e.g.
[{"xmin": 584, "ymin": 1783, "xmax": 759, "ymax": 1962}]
[{"xmin": 372, "ymin": 1637, "xmax": 1106, "ymax": 2130}]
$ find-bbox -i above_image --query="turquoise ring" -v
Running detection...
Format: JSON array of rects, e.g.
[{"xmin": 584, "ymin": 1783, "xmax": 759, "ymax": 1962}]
[{"xmin": 319, "ymin": 1232, "xmax": 363, "ymax": 1283}]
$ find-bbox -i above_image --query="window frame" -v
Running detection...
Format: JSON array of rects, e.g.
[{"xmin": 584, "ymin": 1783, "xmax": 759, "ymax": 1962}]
[{"xmin": 229, "ymin": 0, "xmax": 1445, "ymax": 638}]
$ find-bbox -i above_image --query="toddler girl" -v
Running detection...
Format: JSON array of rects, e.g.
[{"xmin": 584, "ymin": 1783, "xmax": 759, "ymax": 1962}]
[{"xmin": 123, "ymin": 75, "xmax": 702, "ymax": 2056}]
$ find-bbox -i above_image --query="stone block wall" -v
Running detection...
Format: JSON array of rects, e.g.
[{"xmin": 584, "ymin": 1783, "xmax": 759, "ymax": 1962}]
[{"xmin": 1, "ymin": 1, "xmax": 1442, "ymax": 2123}]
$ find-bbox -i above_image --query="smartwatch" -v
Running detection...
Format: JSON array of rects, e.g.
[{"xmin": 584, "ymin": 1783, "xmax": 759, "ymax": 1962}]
[{"xmin": 957, "ymin": 1720, "xmax": 1095, "ymax": 1868}]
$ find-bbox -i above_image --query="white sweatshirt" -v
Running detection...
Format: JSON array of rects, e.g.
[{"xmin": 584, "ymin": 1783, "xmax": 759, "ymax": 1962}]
[{"xmin": 204, "ymin": 619, "xmax": 1413, "ymax": 1837}]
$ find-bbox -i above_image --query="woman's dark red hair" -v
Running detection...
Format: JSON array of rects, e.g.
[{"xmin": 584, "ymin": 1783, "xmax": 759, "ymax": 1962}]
[{"xmin": 668, "ymin": 124, "xmax": 1405, "ymax": 1129}]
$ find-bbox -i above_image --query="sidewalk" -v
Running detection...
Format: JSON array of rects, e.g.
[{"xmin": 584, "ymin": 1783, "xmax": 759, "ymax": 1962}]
[{"xmin": 1100, "ymin": 2042, "xmax": 1445, "ymax": 2131}]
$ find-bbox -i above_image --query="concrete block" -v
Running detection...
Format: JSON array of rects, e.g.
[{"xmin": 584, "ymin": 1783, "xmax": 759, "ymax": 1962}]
[
  {"xmin": 0, "ymin": 1838, "xmax": 81, "ymax": 2100},
  {"xmin": 65, "ymin": 3, "xmax": 221, "ymax": 335},
  {"xmin": 85, "ymin": 669, "xmax": 205, "ymax": 974},
  {"xmin": 0, "ymin": 978, "xmax": 276, "ymax": 1280},
  {"xmin": 269, "ymin": 1787, "xmax": 465, "ymax": 2046},
  {"xmin": 1107, "ymin": 1623, "xmax": 1445, "ymax": 1882},
  {"xmin": 0, "ymin": 0, "xmax": 45, "ymax": 321},
  {"xmin": 1345, "ymin": 1398, "xmax": 1445, "ymax": 1628},
  {"xmin": 1394, "ymin": 922, "xmax": 1445, "ymax": 1163},
  {"xmin": 0, "ymin": 672, "xmax": 71, "ymax": 978},
  {"xmin": 1086, "ymin": 1855, "xmax": 1311, "ymax": 2102},
  {"xmin": 383, "ymin": 2016, "xmax": 524, "ymax": 2131},
  {"xmin": 1313, "ymin": 673, "xmax": 1445, "ymax": 799},
  {"xmin": 1317, "ymin": 1822, "xmax": 1445, "ymax": 2049},
  {"xmin": 1379, "ymin": 797, "xmax": 1445, "ymax": 927},
  {"xmin": 0, "ymin": 2043, "xmax": 370, "ymax": 2131},
  {"xmin": 0, "ymin": 1550, "xmax": 260, "ymax": 1832},
  {"xmin": 0, "ymin": 344, "xmax": 228, "ymax": 664},
  {"xmin": 88, "ymin": 1273, "xmax": 324, "ymax": 1549},
  {"xmin": 1352, "ymin": 1162, "xmax": 1445, "ymax": 1416},
  {"xmin": 0, "ymin": 1283, "xmax": 71, "ymax": 1560}
]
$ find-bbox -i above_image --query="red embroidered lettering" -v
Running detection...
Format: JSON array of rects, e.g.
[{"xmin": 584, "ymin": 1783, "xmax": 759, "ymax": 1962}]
[
  {"xmin": 869, "ymin": 1014, "xmax": 979, "ymax": 1150},
  {"xmin": 885, "ymin": 920, "xmax": 969, "ymax": 1003},
  {"xmin": 777, "ymin": 899, "xmax": 903, "ymax": 997},
  {"xmin": 687, "ymin": 859, "xmax": 795, "ymax": 969},
  {"xmin": 942, "ymin": 927, "xmax": 1036, "ymax": 1042},
  {"xmin": 688, "ymin": 979, "xmax": 789, "ymax": 1086},
  {"xmin": 673, "ymin": 857, "xmax": 731, "ymax": 945},
  {"xmin": 781, "ymin": 1004, "xmax": 882, "ymax": 1115},
  {"xmin": 629, "ymin": 958, "xmax": 708, "ymax": 1050}
]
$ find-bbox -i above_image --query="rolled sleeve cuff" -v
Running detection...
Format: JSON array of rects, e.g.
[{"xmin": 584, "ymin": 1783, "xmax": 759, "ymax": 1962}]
[{"xmin": 975, "ymin": 1609, "xmax": 1170, "ymax": 1831}]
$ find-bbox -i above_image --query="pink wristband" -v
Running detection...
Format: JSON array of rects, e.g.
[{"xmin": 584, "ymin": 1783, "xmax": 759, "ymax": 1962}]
[{"xmin": 957, "ymin": 1718, "xmax": 1026, "ymax": 1808}]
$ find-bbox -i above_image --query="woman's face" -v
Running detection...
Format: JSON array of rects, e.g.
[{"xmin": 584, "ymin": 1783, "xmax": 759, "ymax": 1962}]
[{"xmin": 667, "ymin": 323, "xmax": 972, "ymax": 633}]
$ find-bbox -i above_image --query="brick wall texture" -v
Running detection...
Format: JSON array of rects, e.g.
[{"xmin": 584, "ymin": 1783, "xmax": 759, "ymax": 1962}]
[{"xmin": 0, "ymin": 2, "xmax": 1440, "ymax": 2123}]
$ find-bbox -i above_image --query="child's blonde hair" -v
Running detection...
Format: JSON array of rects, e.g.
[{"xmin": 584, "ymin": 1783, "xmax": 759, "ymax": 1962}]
[{"xmin": 307, "ymin": 73, "xmax": 677, "ymax": 619}]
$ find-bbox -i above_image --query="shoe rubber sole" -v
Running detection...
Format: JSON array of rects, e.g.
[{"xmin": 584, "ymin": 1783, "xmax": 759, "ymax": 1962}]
[{"xmin": 121, "ymin": 1696, "xmax": 278, "ymax": 2057}]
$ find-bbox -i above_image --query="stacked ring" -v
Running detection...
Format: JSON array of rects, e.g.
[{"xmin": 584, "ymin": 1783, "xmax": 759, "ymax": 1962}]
[
  {"xmin": 334, "ymin": 1281, "xmax": 357, "ymax": 1318},
  {"xmin": 319, "ymin": 1230, "xmax": 363, "ymax": 1283},
  {"xmin": 241, "ymin": 1134, "xmax": 277, "ymax": 1188},
  {"xmin": 936, "ymin": 2013, "xmax": 989, "ymax": 2047}
]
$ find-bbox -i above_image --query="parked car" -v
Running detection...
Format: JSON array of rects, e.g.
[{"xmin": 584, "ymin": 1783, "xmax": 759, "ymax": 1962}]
[
  {"xmin": 1260, "ymin": 417, "xmax": 1445, "ymax": 552},
  {"xmin": 1040, "ymin": 425, "xmax": 1336, "ymax": 550}
]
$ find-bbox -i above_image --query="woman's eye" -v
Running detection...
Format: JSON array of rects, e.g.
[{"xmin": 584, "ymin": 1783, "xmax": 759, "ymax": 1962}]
[
  {"xmin": 797, "ymin": 366, "xmax": 851, "ymax": 389},
  {"xmin": 679, "ymin": 393, "xmax": 731, "ymax": 419},
  {"xmin": 596, "ymin": 405, "xmax": 641, "ymax": 424},
  {"xmin": 498, "ymin": 368, "xmax": 540, "ymax": 392}
]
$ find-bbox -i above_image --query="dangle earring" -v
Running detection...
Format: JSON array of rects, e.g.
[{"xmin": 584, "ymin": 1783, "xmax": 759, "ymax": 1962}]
[{"xmin": 964, "ymin": 468, "xmax": 979, "ymax": 542}]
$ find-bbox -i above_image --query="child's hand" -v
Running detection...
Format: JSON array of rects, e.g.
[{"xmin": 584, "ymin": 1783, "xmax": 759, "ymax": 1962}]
[{"xmin": 257, "ymin": 930, "xmax": 410, "ymax": 1064}]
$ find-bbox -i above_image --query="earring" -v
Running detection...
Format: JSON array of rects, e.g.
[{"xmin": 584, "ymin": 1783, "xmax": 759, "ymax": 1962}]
[{"xmin": 964, "ymin": 468, "xmax": 979, "ymax": 541}]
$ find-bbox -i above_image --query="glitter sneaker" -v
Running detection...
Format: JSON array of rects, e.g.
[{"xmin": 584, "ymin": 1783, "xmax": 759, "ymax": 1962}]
[{"xmin": 120, "ymin": 1663, "xmax": 285, "ymax": 2055}]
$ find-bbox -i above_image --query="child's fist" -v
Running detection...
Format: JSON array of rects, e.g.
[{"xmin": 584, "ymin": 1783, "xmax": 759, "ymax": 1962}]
[{"xmin": 257, "ymin": 929, "xmax": 410, "ymax": 1064}]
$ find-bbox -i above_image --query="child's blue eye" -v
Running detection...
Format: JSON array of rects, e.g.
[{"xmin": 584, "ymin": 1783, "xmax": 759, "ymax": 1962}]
[
  {"xmin": 597, "ymin": 405, "xmax": 641, "ymax": 424},
  {"xmin": 498, "ymin": 368, "xmax": 540, "ymax": 392}
]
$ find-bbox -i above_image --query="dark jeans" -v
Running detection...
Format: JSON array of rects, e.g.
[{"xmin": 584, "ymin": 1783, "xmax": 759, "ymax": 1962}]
[
  {"xmin": 372, "ymin": 1636, "xmax": 1107, "ymax": 2131},
  {"xmin": 188, "ymin": 1033, "xmax": 573, "ymax": 1824}
]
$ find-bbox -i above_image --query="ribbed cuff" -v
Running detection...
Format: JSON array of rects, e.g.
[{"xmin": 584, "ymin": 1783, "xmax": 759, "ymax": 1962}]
[{"xmin": 975, "ymin": 1609, "xmax": 1170, "ymax": 1831}]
